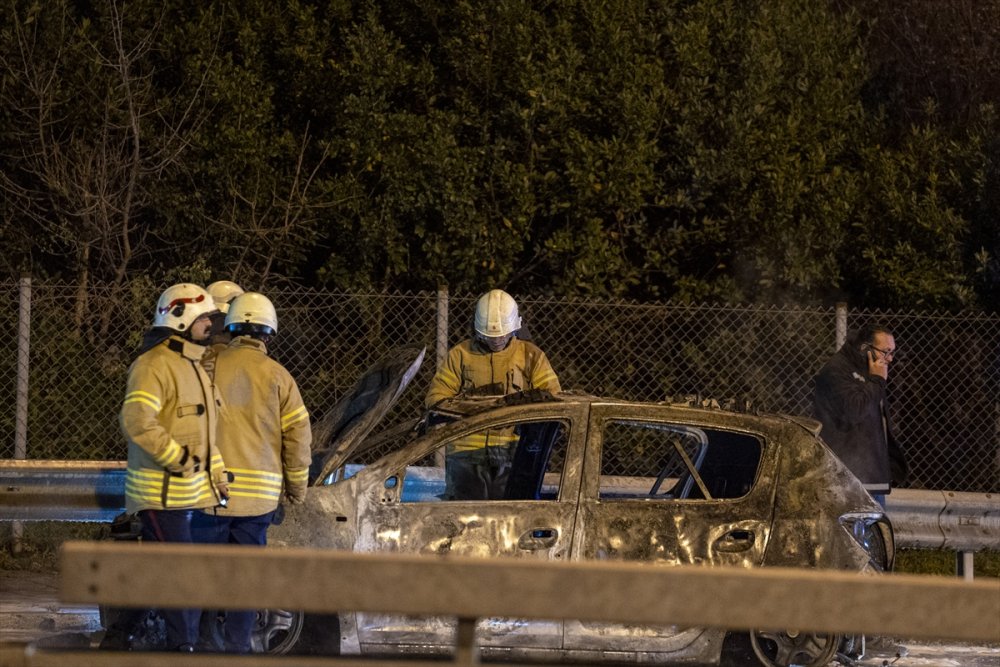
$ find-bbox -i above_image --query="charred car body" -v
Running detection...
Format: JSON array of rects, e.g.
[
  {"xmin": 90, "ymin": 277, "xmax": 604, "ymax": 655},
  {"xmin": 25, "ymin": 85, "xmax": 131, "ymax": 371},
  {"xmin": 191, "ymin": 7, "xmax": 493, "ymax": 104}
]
[{"xmin": 255, "ymin": 346, "xmax": 894, "ymax": 666}]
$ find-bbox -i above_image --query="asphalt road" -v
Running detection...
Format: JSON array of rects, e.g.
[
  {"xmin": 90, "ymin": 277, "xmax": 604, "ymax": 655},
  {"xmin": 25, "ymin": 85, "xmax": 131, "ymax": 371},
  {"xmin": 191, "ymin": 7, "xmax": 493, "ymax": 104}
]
[{"xmin": 1, "ymin": 570, "xmax": 997, "ymax": 665}]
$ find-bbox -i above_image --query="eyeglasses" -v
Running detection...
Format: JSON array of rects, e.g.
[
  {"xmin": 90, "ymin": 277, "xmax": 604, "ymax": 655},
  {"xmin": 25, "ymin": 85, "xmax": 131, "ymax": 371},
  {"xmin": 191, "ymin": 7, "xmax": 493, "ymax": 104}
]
[{"xmin": 869, "ymin": 345, "xmax": 896, "ymax": 360}]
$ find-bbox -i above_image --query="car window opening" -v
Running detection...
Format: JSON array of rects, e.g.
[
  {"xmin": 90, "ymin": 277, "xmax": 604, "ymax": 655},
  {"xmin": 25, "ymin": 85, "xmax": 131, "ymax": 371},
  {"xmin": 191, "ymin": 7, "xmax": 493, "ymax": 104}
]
[
  {"xmin": 599, "ymin": 420, "xmax": 762, "ymax": 501},
  {"xmin": 399, "ymin": 419, "xmax": 570, "ymax": 503}
]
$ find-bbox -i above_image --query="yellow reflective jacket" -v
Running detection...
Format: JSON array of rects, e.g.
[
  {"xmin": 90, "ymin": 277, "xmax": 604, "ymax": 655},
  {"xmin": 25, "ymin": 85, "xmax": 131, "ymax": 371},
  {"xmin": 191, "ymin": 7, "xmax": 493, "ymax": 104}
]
[
  {"xmin": 120, "ymin": 335, "xmax": 228, "ymax": 513},
  {"xmin": 425, "ymin": 338, "xmax": 561, "ymax": 453},
  {"xmin": 211, "ymin": 337, "xmax": 312, "ymax": 516},
  {"xmin": 200, "ymin": 332, "xmax": 234, "ymax": 380}
]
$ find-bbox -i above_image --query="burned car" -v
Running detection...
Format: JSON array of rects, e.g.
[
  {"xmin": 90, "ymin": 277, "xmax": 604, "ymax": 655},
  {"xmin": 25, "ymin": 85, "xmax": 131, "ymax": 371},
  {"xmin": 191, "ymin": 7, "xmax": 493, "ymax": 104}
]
[{"xmin": 256, "ymin": 346, "xmax": 893, "ymax": 666}]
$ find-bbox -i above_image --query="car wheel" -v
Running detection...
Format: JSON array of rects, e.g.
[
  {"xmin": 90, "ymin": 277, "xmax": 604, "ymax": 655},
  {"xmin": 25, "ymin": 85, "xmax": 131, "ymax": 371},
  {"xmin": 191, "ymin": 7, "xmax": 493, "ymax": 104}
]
[
  {"xmin": 250, "ymin": 609, "xmax": 304, "ymax": 654},
  {"xmin": 749, "ymin": 628, "xmax": 840, "ymax": 667}
]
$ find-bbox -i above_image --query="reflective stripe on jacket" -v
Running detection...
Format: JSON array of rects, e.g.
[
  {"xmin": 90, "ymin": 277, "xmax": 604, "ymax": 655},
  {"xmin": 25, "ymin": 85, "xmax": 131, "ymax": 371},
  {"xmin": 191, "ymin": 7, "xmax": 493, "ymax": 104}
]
[
  {"xmin": 121, "ymin": 335, "xmax": 226, "ymax": 513},
  {"xmin": 426, "ymin": 338, "xmax": 561, "ymax": 407},
  {"xmin": 425, "ymin": 338, "xmax": 560, "ymax": 453},
  {"xmin": 212, "ymin": 337, "xmax": 312, "ymax": 516}
]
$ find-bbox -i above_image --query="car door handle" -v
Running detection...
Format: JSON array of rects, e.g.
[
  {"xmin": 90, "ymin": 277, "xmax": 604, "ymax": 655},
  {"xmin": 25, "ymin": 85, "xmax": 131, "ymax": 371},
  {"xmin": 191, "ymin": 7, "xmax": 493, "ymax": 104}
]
[
  {"xmin": 518, "ymin": 528, "xmax": 558, "ymax": 550},
  {"xmin": 713, "ymin": 529, "xmax": 755, "ymax": 553}
]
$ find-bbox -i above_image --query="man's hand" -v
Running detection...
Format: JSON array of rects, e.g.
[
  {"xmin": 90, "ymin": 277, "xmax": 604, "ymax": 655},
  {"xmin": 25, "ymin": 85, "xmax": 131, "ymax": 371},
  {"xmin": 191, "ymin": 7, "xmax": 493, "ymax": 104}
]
[
  {"xmin": 215, "ymin": 470, "xmax": 234, "ymax": 502},
  {"xmin": 867, "ymin": 349, "xmax": 889, "ymax": 380}
]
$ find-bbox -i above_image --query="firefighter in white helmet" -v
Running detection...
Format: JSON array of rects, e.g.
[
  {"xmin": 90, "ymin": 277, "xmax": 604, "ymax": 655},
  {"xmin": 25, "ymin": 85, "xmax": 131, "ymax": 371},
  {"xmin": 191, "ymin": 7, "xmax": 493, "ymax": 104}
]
[
  {"xmin": 207, "ymin": 280, "xmax": 245, "ymax": 314},
  {"xmin": 112, "ymin": 283, "xmax": 231, "ymax": 651},
  {"xmin": 203, "ymin": 281, "xmax": 246, "ymax": 375},
  {"xmin": 426, "ymin": 289, "xmax": 561, "ymax": 500},
  {"xmin": 191, "ymin": 292, "xmax": 311, "ymax": 654}
]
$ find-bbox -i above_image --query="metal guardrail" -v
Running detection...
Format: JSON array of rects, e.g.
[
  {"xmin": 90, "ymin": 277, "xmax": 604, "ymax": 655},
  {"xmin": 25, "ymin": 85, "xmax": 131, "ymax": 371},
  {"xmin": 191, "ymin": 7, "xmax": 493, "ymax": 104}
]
[
  {"xmin": 3, "ymin": 460, "xmax": 999, "ymax": 550},
  {"xmin": 0, "ymin": 460, "xmax": 127, "ymax": 523},
  {"xmin": 885, "ymin": 488, "xmax": 1000, "ymax": 551}
]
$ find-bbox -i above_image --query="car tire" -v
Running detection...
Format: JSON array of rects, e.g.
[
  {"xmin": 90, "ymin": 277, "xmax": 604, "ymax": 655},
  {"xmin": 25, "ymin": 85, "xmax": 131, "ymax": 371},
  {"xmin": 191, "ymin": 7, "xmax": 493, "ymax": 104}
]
[
  {"xmin": 289, "ymin": 612, "xmax": 341, "ymax": 655},
  {"xmin": 251, "ymin": 609, "xmax": 305, "ymax": 654},
  {"xmin": 747, "ymin": 628, "xmax": 840, "ymax": 667}
]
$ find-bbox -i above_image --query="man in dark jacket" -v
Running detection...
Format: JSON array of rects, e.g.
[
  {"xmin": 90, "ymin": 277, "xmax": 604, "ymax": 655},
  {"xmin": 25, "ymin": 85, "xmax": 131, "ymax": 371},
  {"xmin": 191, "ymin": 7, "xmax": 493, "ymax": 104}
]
[{"xmin": 813, "ymin": 324, "xmax": 908, "ymax": 507}]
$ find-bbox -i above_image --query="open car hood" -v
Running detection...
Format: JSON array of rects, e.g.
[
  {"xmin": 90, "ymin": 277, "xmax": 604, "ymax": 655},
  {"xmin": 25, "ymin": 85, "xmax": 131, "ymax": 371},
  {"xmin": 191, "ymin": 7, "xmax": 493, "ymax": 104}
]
[{"xmin": 309, "ymin": 345, "xmax": 425, "ymax": 485}]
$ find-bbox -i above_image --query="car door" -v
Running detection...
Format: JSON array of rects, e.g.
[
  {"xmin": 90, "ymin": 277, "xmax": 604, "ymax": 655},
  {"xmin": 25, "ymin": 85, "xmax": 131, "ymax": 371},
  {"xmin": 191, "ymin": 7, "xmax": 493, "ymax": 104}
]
[
  {"xmin": 565, "ymin": 403, "xmax": 778, "ymax": 654},
  {"xmin": 353, "ymin": 401, "xmax": 589, "ymax": 653}
]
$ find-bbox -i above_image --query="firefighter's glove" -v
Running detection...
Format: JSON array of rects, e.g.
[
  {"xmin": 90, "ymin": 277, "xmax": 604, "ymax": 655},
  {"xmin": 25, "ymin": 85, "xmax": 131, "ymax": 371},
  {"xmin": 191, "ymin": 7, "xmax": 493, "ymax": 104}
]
[
  {"xmin": 167, "ymin": 445, "xmax": 199, "ymax": 477},
  {"xmin": 284, "ymin": 488, "xmax": 307, "ymax": 505}
]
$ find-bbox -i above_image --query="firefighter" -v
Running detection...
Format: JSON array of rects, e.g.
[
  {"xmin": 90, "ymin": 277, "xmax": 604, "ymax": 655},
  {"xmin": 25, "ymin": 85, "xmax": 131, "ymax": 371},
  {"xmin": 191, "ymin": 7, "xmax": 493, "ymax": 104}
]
[
  {"xmin": 206, "ymin": 280, "xmax": 244, "ymax": 339},
  {"xmin": 113, "ymin": 283, "xmax": 231, "ymax": 652},
  {"xmin": 203, "ymin": 280, "xmax": 245, "ymax": 376},
  {"xmin": 425, "ymin": 289, "xmax": 561, "ymax": 500},
  {"xmin": 191, "ymin": 292, "xmax": 311, "ymax": 654}
]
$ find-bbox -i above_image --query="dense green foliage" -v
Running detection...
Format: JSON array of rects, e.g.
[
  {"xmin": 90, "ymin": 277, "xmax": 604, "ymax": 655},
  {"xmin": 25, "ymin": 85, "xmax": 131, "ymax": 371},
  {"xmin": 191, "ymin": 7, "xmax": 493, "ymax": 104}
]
[{"xmin": 1, "ymin": 0, "xmax": 997, "ymax": 310}]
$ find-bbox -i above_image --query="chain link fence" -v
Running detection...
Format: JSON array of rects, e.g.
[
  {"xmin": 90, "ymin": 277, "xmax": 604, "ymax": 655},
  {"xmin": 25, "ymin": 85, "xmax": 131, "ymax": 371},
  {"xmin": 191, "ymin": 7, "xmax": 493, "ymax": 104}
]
[{"xmin": 2, "ymin": 280, "xmax": 997, "ymax": 493}]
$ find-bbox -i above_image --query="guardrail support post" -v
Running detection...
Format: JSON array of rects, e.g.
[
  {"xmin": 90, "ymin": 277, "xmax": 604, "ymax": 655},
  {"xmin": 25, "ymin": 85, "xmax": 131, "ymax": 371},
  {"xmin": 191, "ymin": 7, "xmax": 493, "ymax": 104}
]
[
  {"xmin": 453, "ymin": 617, "xmax": 480, "ymax": 666},
  {"xmin": 957, "ymin": 551, "xmax": 975, "ymax": 580}
]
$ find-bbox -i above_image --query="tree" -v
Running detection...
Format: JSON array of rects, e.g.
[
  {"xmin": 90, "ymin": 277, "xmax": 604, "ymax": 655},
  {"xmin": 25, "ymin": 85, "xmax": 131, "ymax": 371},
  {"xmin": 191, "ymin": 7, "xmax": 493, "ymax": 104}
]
[
  {"xmin": 0, "ymin": 0, "xmax": 211, "ymax": 335},
  {"xmin": 149, "ymin": 0, "xmax": 340, "ymax": 289},
  {"xmin": 644, "ymin": 0, "xmax": 867, "ymax": 303},
  {"xmin": 1, "ymin": 0, "xmax": 995, "ymax": 310},
  {"xmin": 840, "ymin": 0, "xmax": 1000, "ymax": 310}
]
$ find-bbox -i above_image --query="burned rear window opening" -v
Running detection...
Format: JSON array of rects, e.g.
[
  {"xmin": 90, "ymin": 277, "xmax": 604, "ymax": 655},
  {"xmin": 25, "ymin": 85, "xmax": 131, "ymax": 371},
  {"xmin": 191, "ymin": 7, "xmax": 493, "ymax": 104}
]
[{"xmin": 599, "ymin": 420, "xmax": 762, "ymax": 501}]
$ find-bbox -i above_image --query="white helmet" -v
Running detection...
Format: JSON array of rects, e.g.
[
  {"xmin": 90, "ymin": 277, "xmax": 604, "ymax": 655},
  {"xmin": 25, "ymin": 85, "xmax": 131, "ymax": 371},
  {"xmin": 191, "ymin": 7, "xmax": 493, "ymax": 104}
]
[
  {"xmin": 207, "ymin": 280, "xmax": 245, "ymax": 314},
  {"xmin": 474, "ymin": 289, "xmax": 521, "ymax": 338},
  {"xmin": 225, "ymin": 292, "xmax": 278, "ymax": 335},
  {"xmin": 153, "ymin": 283, "xmax": 217, "ymax": 332}
]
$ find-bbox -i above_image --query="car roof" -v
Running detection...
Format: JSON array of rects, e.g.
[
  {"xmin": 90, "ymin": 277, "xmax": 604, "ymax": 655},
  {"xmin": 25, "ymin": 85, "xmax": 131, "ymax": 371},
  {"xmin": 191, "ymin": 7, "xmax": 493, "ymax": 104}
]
[
  {"xmin": 310, "ymin": 346, "xmax": 821, "ymax": 484},
  {"xmin": 432, "ymin": 390, "xmax": 820, "ymax": 434}
]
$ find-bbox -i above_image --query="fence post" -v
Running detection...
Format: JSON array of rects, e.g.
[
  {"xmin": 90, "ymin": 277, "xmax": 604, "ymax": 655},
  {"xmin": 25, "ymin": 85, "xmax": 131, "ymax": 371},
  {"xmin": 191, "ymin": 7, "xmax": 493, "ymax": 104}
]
[
  {"xmin": 435, "ymin": 285, "xmax": 449, "ymax": 468},
  {"xmin": 436, "ymin": 284, "xmax": 449, "ymax": 375},
  {"xmin": 13, "ymin": 274, "xmax": 32, "ymax": 552},
  {"xmin": 835, "ymin": 302, "xmax": 848, "ymax": 350}
]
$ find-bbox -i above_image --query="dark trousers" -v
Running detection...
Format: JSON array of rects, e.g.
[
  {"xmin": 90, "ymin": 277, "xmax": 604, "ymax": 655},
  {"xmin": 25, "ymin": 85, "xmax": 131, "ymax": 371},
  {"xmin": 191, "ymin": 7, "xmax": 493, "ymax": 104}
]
[
  {"xmin": 140, "ymin": 509, "xmax": 199, "ymax": 649},
  {"xmin": 191, "ymin": 510, "xmax": 274, "ymax": 653},
  {"xmin": 108, "ymin": 510, "xmax": 201, "ymax": 651},
  {"xmin": 444, "ymin": 447, "xmax": 513, "ymax": 500}
]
